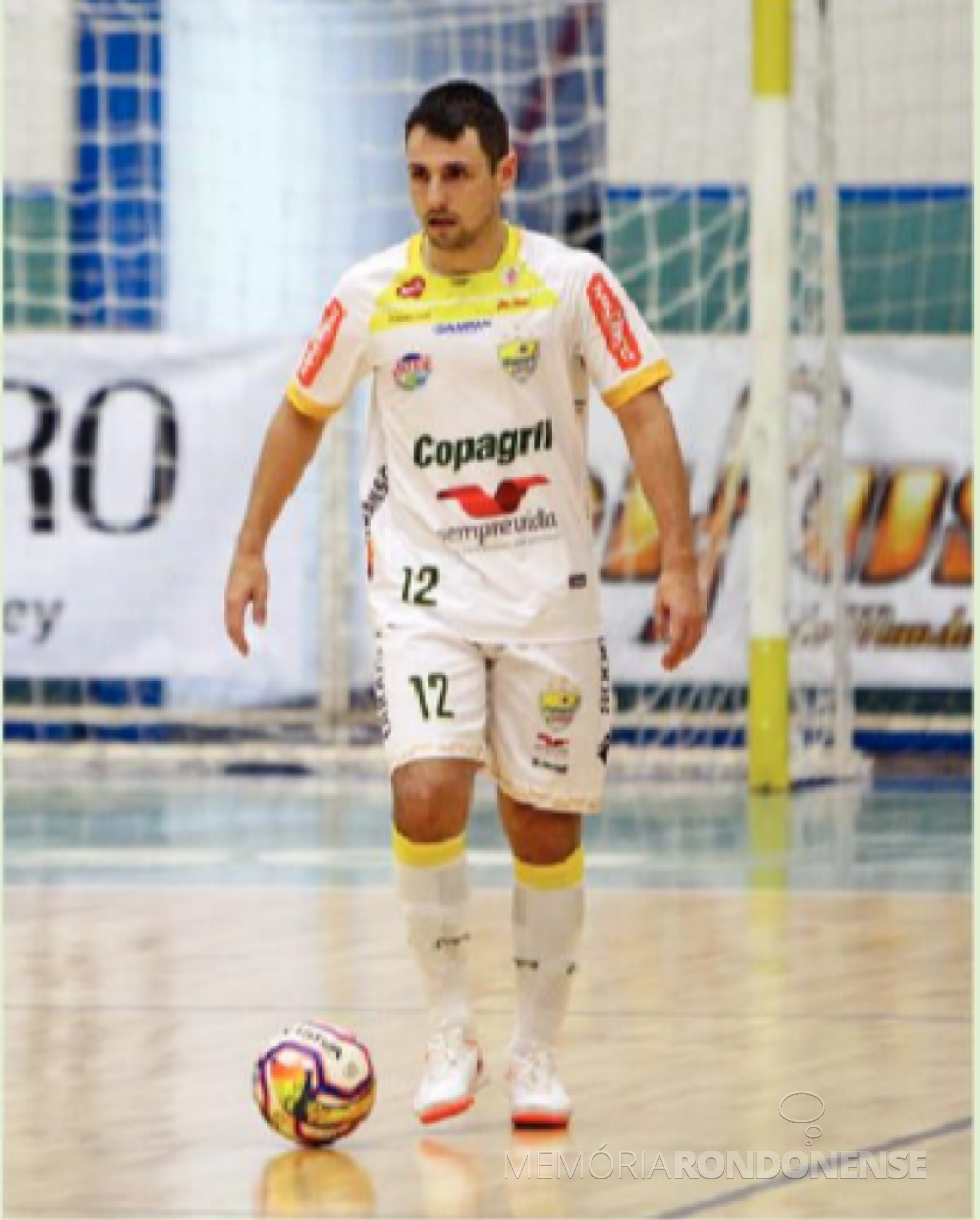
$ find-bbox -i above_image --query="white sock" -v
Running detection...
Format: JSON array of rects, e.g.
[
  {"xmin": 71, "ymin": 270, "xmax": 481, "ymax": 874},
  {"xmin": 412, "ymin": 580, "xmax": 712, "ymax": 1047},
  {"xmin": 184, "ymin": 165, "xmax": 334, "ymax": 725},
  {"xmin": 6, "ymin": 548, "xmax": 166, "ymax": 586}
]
[
  {"xmin": 394, "ymin": 828, "xmax": 472, "ymax": 1032},
  {"xmin": 511, "ymin": 846, "xmax": 585, "ymax": 1053}
]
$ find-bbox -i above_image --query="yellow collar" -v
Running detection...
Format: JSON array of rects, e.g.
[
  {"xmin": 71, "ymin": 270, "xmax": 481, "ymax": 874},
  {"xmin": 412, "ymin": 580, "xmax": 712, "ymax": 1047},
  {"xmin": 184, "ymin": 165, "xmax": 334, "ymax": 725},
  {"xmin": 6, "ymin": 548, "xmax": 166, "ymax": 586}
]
[{"xmin": 408, "ymin": 222, "xmax": 523, "ymax": 286}]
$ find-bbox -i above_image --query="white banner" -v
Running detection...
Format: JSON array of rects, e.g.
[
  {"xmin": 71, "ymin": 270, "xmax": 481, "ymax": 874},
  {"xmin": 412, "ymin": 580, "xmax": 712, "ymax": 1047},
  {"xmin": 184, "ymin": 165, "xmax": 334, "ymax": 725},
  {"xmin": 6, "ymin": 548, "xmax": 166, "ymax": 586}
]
[
  {"xmin": 5, "ymin": 336, "xmax": 971, "ymax": 700},
  {"xmin": 4, "ymin": 335, "xmax": 318, "ymax": 704},
  {"xmin": 592, "ymin": 337, "xmax": 973, "ymax": 688}
]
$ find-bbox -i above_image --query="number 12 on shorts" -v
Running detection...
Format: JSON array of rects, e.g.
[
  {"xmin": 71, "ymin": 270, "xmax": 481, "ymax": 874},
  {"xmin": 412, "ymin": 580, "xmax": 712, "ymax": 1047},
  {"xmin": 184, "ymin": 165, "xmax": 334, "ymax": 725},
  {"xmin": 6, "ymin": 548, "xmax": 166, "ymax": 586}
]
[
  {"xmin": 401, "ymin": 566, "xmax": 439, "ymax": 605},
  {"xmin": 409, "ymin": 673, "xmax": 453, "ymax": 720}
]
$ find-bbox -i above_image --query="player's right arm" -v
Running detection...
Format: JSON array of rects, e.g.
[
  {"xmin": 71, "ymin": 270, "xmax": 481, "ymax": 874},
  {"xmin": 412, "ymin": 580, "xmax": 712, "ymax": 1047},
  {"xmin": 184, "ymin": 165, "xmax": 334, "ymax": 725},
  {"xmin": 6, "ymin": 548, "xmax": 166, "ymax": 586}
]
[
  {"xmin": 225, "ymin": 282, "xmax": 370, "ymax": 657},
  {"xmin": 225, "ymin": 399, "xmax": 329, "ymax": 657}
]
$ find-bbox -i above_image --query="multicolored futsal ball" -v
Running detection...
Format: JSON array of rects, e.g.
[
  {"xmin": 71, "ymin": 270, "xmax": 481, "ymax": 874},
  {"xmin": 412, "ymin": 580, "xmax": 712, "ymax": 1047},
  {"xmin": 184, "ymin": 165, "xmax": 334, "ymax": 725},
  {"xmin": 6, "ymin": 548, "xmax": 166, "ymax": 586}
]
[{"xmin": 253, "ymin": 1022, "xmax": 376, "ymax": 1146}]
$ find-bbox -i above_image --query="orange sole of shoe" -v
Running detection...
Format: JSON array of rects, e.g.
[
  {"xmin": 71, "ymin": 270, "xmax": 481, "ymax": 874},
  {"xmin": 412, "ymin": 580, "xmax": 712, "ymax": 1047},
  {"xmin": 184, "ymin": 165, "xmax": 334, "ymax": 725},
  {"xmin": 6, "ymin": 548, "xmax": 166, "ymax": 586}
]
[
  {"xmin": 418, "ymin": 1095, "xmax": 475, "ymax": 1125},
  {"xmin": 511, "ymin": 1113, "xmax": 571, "ymax": 1130}
]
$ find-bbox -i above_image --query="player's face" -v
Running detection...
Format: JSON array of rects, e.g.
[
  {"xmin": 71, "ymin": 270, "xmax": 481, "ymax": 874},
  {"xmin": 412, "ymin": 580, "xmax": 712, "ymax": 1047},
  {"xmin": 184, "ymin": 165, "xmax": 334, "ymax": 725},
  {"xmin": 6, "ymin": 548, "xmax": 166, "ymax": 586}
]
[{"xmin": 406, "ymin": 126, "xmax": 516, "ymax": 251}]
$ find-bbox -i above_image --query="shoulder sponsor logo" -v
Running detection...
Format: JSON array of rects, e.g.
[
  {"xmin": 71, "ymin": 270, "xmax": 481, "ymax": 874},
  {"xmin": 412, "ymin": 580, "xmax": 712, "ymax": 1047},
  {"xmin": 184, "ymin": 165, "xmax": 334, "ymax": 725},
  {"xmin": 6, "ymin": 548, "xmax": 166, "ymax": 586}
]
[
  {"xmin": 539, "ymin": 682, "xmax": 582, "ymax": 730},
  {"xmin": 498, "ymin": 338, "xmax": 540, "ymax": 383},
  {"xmin": 298, "ymin": 298, "xmax": 345, "ymax": 388},
  {"xmin": 397, "ymin": 275, "xmax": 427, "ymax": 299},
  {"xmin": 393, "ymin": 353, "xmax": 432, "ymax": 390},
  {"xmin": 434, "ymin": 318, "xmax": 492, "ymax": 336},
  {"xmin": 587, "ymin": 272, "xmax": 641, "ymax": 371}
]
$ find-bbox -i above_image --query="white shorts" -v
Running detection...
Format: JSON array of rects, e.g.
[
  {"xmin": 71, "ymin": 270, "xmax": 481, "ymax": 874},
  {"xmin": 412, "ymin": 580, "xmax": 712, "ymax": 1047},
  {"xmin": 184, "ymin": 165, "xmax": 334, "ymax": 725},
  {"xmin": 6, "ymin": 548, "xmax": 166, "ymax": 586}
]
[{"xmin": 373, "ymin": 626, "xmax": 612, "ymax": 814}]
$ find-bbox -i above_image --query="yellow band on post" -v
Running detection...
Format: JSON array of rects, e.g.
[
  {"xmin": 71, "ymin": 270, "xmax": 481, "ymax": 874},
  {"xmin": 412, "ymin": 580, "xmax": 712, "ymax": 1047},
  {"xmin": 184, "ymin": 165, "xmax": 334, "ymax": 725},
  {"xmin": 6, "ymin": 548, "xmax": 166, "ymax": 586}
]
[
  {"xmin": 749, "ymin": 638, "xmax": 790, "ymax": 792},
  {"xmin": 514, "ymin": 845, "xmax": 584, "ymax": 891},
  {"xmin": 753, "ymin": 0, "xmax": 793, "ymax": 97},
  {"xmin": 392, "ymin": 828, "xmax": 466, "ymax": 868}
]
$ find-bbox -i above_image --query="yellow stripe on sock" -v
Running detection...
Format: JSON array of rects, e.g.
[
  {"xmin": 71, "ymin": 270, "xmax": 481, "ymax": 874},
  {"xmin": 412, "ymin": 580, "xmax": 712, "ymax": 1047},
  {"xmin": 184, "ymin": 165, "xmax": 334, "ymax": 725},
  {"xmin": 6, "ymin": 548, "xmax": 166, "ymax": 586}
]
[
  {"xmin": 392, "ymin": 828, "xmax": 466, "ymax": 869},
  {"xmin": 514, "ymin": 846, "xmax": 584, "ymax": 891}
]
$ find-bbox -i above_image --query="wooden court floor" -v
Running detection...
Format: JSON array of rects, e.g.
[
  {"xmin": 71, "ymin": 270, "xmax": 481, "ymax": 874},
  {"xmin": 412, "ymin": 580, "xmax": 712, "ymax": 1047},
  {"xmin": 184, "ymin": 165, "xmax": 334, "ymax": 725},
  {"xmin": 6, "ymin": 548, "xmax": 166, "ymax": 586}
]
[{"xmin": 4, "ymin": 775, "xmax": 972, "ymax": 1217}]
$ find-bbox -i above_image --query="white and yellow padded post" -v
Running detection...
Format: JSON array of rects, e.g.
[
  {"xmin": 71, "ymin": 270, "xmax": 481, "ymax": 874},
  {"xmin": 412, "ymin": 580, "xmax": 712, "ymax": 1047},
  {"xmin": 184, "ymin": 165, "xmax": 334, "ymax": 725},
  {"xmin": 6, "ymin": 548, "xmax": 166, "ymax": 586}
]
[{"xmin": 748, "ymin": 0, "xmax": 792, "ymax": 791}]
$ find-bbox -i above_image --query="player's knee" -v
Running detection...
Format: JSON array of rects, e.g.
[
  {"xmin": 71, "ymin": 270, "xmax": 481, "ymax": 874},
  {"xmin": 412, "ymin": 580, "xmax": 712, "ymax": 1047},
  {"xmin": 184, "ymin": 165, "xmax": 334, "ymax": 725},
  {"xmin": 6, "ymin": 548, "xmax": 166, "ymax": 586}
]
[
  {"xmin": 504, "ymin": 800, "xmax": 581, "ymax": 866},
  {"xmin": 392, "ymin": 760, "xmax": 474, "ymax": 843}
]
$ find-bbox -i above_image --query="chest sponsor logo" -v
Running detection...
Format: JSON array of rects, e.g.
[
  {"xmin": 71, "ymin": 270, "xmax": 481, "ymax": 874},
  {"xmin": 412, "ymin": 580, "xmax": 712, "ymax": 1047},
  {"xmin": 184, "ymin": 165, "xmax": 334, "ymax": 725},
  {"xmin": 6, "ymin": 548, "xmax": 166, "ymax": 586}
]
[
  {"xmin": 498, "ymin": 339, "xmax": 540, "ymax": 383},
  {"xmin": 438, "ymin": 475, "xmax": 548, "ymax": 519},
  {"xmin": 414, "ymin": 419, "xmax": 553, "ymax": 472},
  {"xmin": 539, "ymin": 682, "xmax": 582, "ymax": 730},
  {"xmin": 298, "ymin": 298, "xmax": 345, "ymax": 388},
  {"xmin": 587, "ymin": 273, "xmax": 642, "ymax": 372},
  {"xmin": 393, "ymin": 353, "xmax": 432, "ymax": 390},
  {"xmin": 397, "ymin": 275, "xmax": 427, "ymax": 299},
  {"xmin": 497, "ymin": 295, "xmax": 532, "ymax": 313},
  {"xmin": 434, "ymin": 318, "xmax": 492, "ymax": 336}
]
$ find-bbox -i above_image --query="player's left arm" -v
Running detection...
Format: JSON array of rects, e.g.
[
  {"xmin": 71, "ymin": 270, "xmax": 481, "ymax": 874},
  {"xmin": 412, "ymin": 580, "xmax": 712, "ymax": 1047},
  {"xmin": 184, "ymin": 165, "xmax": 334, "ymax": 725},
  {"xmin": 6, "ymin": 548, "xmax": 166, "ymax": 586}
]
[{"xmin": 615, "ymin": 386, "xmax": 706, "ymax": 671}]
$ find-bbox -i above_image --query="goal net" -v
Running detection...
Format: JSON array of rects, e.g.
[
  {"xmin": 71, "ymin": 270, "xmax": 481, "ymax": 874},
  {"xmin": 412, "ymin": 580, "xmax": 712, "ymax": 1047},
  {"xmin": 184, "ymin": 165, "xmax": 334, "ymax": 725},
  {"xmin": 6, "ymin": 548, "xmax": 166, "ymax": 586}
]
[{"xmin": 4, "ymin": 0, "xmax": 972, "ymax": 777}]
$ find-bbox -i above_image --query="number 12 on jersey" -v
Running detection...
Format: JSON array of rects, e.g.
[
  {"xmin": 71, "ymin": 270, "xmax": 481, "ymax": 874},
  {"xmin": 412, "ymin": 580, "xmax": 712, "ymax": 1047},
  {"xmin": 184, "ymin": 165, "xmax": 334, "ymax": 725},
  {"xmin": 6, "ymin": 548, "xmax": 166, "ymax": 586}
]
[{"xmin": 409, "ymin": 673, "xmax": 453, "ymax": 720}]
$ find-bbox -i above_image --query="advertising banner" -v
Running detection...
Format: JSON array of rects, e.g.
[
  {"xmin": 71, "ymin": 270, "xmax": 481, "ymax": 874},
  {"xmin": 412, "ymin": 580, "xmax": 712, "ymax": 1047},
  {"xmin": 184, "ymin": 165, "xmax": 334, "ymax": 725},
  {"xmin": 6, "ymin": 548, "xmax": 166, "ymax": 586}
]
[{"xmin": 5, "ymin": 336, "xmax": 971, "ymax": 699}]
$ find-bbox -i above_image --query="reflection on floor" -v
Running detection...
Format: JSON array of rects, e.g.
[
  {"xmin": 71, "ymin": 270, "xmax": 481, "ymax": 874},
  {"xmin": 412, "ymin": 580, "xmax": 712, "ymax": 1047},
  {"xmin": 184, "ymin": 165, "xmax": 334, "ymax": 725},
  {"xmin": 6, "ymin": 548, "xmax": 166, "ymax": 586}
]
[{"xmin": 5, "ymin": 771, "xmax": 972, "ymax": 1218}]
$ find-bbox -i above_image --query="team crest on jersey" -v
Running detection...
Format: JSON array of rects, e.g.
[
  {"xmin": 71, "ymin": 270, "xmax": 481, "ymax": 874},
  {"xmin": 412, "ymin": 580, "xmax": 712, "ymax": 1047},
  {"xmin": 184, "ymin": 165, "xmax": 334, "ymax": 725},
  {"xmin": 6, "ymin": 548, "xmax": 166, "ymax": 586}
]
[
  {"xmin": 539, "ymin": 681, "xmax": 582, "ymax": 730},
  {"xmin": 393, "ymin": 353, "xmax": 432, "ymax": 390},
  {"xmin": 498, "ymin": 339, "xmax": 540, "ymax": 383},
  {"xmin": 502, "ymin": 264, "xmax": 520, "ymax": 287}
]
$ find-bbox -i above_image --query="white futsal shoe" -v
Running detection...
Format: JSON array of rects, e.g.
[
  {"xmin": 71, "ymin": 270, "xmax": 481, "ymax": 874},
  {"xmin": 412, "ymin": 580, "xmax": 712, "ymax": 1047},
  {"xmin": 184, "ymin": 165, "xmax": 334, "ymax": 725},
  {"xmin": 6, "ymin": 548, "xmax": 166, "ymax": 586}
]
[
  {"xmin": 414, "ymin": 1022, "xmax": 487, "ymax": 1125},
  {"xmin": 507, "ymin": 1041, "xmax": 572, "ymax": 1129}
]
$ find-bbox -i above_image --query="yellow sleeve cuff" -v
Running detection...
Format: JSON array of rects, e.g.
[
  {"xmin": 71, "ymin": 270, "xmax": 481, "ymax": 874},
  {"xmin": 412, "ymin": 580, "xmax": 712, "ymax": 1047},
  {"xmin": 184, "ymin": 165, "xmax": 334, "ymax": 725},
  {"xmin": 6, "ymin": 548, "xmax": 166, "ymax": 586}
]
[
  {"xmin": 602, "ymin": 359, "xmax": 673, "ymax": 410},
  {"xmin": 286, "ymin": 380, "xmax": 342, "ymax": 420}
]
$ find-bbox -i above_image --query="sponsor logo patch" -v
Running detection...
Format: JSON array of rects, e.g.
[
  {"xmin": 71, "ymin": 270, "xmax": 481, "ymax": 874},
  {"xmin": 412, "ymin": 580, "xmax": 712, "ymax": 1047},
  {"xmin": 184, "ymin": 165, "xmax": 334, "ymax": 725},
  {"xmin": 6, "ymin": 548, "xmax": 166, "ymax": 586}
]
[
  {"xmin": 434, "ymin": 318, "xmax": 492, "ymax": 336},
  {"xmin": 587, "ymin": 273, "xmax": 641, "ymax": 371},
  {"xmin": 397, "ymin": 275, "xmax": 427, "ymax": 299},
  {"xmin": 298, "ymin": 298, "xmax": 345, "ymax": 388},
  {"xmin": 498, "ymin": 338, "xmax": 540, "ymax": 383},
  {"xmin": 539, "ymin": 682, "xmax": 582, "ymax": 730},
  {"xmin": 497, "ymin": 295, "xmax": 532, "ymax": 312},
  {"xmin": 437, "ymin": 505, "xmax": 559, "ymax": 552},
  {"xmin": 533, "ymin": 731, "xmax": 570, "ymax": 775},
  {"xmin": 393, "ymin": 353, "xmax": 432, "ymax": 391},
  {"xmin": 438, "ymin": 476, "xmax": 548, "ymax": 519}
]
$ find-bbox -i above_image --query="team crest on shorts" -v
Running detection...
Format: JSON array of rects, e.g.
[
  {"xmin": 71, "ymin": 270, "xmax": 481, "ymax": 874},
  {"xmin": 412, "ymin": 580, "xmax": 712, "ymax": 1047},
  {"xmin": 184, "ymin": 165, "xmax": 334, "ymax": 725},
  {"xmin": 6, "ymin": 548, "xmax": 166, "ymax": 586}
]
[
  {"xmin": 498, "ymin": 339, "xmax": 540, "ymax": 383},
  {"xmin": 394, "ymin": 353, "xmax": 432, "ymax": 390},
  {"xmin": 539, "ymin": 680, "xmax": 582, "ymax": 730}
]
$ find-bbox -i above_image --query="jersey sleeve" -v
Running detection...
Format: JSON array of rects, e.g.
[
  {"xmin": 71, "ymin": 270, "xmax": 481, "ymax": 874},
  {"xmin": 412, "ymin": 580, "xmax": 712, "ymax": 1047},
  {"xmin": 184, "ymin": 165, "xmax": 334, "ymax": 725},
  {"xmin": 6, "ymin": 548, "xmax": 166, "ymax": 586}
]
[
  {"xmin": 286, "ymin": 272, "xmax": 371, "ymax": 420},
  {"xmin": 574, "ymin": 255, "xmax": 673, "ymax": 410}
]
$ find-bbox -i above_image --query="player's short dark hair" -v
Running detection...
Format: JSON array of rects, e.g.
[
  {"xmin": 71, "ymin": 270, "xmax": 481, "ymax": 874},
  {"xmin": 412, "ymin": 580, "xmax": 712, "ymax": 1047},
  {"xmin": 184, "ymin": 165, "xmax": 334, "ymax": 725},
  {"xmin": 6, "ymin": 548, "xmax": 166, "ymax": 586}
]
[{"xmin": 405, "ymin": 80, "xmax": 510, "ymax": 170}]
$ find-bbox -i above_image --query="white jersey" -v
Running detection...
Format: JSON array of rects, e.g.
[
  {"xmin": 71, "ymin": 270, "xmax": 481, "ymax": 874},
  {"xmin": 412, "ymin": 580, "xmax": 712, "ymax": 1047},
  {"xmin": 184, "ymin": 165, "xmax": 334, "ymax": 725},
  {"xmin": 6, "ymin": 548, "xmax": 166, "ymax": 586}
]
[{"xmin": 287, "ymin": 223, "xmax": 672, "ymax": 642}]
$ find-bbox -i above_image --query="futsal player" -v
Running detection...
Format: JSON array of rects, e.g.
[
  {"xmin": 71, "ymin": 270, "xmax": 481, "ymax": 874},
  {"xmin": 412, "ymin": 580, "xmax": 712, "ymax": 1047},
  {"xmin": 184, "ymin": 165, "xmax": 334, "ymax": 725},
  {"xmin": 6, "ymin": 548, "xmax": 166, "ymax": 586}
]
[{"xmin": 225, "ymin": 80, "xmax": 705, "ymax": 1129}]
